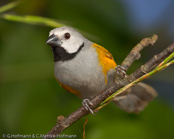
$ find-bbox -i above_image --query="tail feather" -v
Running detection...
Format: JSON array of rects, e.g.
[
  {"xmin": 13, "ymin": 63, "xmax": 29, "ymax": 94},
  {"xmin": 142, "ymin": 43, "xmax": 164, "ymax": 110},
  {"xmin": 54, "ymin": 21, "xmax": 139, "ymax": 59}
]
[{"xmin": 113, "ymin": 82, "xmax": 158, "ymax": 113}]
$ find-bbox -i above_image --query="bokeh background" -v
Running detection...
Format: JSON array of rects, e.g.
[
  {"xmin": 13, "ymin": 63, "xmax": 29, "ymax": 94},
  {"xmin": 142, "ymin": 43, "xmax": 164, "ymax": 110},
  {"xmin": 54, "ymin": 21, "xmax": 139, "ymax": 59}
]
[{"xmin": 0, "ymin": 0, "xmax": 174, "ymax": 139}]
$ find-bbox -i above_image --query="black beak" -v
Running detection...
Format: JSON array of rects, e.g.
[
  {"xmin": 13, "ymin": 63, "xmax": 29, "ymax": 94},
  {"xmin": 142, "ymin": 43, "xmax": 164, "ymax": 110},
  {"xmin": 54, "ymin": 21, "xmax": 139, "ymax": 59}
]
[{"xmin": 46, "ymin": 34, "xmax": 62, "ymax": 47}]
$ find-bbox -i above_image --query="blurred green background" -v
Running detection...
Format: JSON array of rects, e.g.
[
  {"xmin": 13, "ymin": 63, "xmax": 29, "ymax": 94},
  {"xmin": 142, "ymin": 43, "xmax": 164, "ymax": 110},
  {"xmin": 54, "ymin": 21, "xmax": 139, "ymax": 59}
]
[{"xmin": 0, "ymin": 0, "xmax": 174, "ymax": 139}]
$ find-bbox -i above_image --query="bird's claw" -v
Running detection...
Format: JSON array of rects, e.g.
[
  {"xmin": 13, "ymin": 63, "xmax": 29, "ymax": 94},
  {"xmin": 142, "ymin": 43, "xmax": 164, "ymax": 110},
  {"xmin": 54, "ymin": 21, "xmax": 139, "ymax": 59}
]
[
  {"xmin": 82, "ymin": 99, "xmax": 95, "ymax": 115},
  {"xmin": 115, "ymin": 65, "xmax": 128, "ymax": 78}
]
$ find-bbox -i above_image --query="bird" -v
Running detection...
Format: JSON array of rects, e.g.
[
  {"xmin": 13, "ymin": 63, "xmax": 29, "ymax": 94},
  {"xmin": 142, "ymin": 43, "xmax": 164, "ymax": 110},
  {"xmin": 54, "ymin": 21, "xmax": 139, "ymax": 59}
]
[{"xmin": 46, "ymin": 26, "xmax": 157, "ymax": 114}]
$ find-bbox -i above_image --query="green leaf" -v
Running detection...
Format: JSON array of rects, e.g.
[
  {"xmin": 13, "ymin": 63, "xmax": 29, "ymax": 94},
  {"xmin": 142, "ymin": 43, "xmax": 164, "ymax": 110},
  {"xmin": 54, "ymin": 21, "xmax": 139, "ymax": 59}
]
[
  {"xmin": 0, "ymin": 1, "xmax": 20, "ymax": 14},
  {"xmin": 1, "ymin": 14, "xmax": 65, "ymax": 28}
]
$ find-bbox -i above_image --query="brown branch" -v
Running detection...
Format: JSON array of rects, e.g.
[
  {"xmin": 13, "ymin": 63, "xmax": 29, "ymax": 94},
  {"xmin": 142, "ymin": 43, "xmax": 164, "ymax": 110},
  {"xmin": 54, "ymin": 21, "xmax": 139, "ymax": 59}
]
[
  {"xmin": 121, "ymin": 34, "xmax": 158, "ymax": 71},
  {"xmin": 130, "ymin": 43, "xmax": 174, "ymax": 80},
  {"xmin": 44, "ymin": 36, "xmax": 174, "ymax": 139}
]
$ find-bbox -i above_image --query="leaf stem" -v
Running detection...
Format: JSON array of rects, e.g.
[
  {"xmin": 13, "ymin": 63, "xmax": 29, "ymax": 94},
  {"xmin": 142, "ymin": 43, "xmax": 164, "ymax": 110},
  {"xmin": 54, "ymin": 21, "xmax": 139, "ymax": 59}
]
[{"xmin": 0, "ymin": 1, "xmax": 20, "ymax": 14}]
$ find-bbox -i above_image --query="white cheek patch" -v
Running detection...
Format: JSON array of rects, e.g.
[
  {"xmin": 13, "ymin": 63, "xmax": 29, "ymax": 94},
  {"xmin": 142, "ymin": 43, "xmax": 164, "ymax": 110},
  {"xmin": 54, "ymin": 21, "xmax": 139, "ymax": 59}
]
[
  {"xmin": 62, "ymin": 37, "xmax": 84, "ymax": 54},
  {"xmin": 49, "ymin": 31, "xmax": 53, "ymax": 36},
  {"xmin": 49, "ymin": 27, "xmax": 84, "ymax": 54},
  {"xmin": 49, "ymin": 29, "xmax": 56, "ymax": 36}
]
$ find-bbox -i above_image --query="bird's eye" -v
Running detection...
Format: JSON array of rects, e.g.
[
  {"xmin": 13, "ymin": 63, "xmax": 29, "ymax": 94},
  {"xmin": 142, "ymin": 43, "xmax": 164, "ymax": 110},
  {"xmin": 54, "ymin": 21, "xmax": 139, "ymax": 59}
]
[{"xmin": 64, "ymin": 33, "xmax": 70, "ymax": 39}]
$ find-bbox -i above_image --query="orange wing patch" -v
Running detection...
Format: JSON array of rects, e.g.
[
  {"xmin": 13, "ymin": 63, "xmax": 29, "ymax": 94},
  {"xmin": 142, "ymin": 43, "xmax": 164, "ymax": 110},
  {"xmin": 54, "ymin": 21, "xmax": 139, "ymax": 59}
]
[
  {"xmin": 55, "ymin": 78, "xmax": 81, "ymax": 97},
  {"xmin": 92, "ymin": 43, "xmax": 117, "ymax": 83}
]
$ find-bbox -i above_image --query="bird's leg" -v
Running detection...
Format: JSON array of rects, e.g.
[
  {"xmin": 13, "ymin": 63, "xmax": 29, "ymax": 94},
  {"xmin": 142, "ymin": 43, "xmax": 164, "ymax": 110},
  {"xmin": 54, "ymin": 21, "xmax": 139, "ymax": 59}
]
[{"xmin": 82, "ymin": 99, "xmax": 95, "ymax": 115}]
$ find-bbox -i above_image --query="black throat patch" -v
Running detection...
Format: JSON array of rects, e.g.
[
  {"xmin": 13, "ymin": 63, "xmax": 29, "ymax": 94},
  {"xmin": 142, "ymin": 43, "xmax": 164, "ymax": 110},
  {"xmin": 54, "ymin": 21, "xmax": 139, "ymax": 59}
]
[{"xmin": 51, "ymin": 42, "xmax": 84, "ymax": 62}]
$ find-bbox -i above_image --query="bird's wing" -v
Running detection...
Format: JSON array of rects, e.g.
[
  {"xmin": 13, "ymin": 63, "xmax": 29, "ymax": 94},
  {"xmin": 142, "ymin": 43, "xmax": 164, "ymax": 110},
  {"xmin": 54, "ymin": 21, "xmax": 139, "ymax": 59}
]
[{"xmin": 92, "ymin": 43, "xmax": 117, "ymax": 83}]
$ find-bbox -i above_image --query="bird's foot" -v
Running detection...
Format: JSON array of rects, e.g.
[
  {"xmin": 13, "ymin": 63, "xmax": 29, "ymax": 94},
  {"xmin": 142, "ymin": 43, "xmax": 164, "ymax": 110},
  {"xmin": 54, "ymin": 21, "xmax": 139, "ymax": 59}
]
[
  {"xmin": 115, "ymin": 65, "xmax": 132, "ymax": 82},
  {"xmin": 115, "ymin": 65, "xmax": 128, "ymax": 78},
  {"xmin": 82, "ymin": 99, "xmax": 95, "ymax": 115}
]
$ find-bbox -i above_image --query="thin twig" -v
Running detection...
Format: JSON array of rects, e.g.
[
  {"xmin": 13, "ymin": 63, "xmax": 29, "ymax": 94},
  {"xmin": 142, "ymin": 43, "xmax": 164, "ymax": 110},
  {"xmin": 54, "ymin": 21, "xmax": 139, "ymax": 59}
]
[
  {"xmin": 130, "ymin": 43, "xmax": 174, "ymax": 80},
  {"xmin": 83, "ymin": 118, "xmax": 88, "ymax": 139},
  {"xmin": 121, "ymin": 34, "xmax": 158, "ymax": 71}
]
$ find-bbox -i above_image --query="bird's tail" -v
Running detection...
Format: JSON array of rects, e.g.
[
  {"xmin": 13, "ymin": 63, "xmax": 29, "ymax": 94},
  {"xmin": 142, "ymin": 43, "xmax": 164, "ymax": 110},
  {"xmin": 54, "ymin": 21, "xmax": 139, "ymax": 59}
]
[{"xmin": 112, "ymin": 82, "xmax": 158, "ymax": 113}]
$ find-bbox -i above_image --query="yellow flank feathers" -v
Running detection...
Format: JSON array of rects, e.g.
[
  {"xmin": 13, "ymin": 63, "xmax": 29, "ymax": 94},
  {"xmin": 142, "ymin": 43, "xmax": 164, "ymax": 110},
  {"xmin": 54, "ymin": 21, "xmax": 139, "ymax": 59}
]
[
  {"xmin": 55, "ymin": 78, "xmax": 81, "ymax": 97},
  {"xmin": 92, "ymin": 43, "xmax": 117, "ymax": 83}
]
